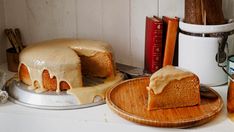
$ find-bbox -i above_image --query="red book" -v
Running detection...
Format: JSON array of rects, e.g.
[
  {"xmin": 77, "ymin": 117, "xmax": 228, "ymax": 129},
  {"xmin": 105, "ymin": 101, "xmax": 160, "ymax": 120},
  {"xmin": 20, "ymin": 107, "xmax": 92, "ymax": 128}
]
[
  {"xmin": 144, "ymin": 16, "xmax": 163, "ymax": 74},
  {"xmin": 162, "ymin": 16, "xmax": 179, "ymax": 67}
]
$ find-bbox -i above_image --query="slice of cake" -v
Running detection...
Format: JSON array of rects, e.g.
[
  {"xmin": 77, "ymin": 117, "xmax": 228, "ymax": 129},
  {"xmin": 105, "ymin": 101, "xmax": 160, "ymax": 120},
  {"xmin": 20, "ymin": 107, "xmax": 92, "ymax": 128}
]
[{"xmin": 147, "ymin": 66, "xmax": 200, "ymax": 110}]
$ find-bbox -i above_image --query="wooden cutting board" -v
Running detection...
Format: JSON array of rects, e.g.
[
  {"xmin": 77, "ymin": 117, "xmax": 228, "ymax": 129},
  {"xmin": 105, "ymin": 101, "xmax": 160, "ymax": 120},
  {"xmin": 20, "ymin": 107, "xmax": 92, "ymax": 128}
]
[{"xmin": 106, "ymin": 77, "xmax": 223, "ymax": 128}]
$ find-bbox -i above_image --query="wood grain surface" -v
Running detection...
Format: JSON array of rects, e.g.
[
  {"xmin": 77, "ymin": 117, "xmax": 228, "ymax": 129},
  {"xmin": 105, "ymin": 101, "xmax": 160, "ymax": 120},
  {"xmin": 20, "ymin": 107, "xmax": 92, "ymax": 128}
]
[{"xmin": 106, "ymin": 77, "xmax": 223, "ymax": 128}]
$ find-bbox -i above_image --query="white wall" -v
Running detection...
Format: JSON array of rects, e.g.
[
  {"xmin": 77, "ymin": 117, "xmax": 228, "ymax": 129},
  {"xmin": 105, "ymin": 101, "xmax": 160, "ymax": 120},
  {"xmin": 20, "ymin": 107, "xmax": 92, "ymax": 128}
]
[{"xmin": 1, "ymin": 0, "xmax": 234, "ymax": 68}]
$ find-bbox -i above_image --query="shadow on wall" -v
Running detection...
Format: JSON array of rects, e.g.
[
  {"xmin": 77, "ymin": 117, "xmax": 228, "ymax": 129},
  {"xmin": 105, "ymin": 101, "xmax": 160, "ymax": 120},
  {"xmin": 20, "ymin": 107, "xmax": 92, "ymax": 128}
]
[
  {"xmin": 0, "ymin": 0, "xmax": 6, "ymax": 64},
  {"xmin": 223, "ymin": 0, "xmax": 234, "ymax": 19},
  {"xmin": 223, "ymin": 0, "xmax": 234, "ymax": 55},
  {"xmin": 228, "ymin": 35, "xmax": 234, "ymax": 55},
  {"xmin": 0, "ymin": 33, "xmax": 8, "ymax": 64}
]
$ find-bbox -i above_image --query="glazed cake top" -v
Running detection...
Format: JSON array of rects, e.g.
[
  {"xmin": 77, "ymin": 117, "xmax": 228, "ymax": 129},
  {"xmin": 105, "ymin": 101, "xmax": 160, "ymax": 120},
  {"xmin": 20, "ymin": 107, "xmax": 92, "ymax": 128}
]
[
  {"xmin": 19, "ymin": 39, "xmax": 112, "ymax": 69},
  {"xmin": 148, "ymin": 66, "xmax": 194, "ymax": 94}
]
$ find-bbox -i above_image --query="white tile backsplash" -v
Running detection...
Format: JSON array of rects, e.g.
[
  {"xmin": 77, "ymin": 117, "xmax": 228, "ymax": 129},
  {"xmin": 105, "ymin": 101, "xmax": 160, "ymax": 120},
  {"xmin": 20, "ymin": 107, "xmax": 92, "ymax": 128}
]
[
  {"xmin": 130, "ymin": 0, "xmax": 158, "ymax": 67},
  {"xmin": 158, "ymin": 0, "xmax": 184, "ymax": 18},
  {"xmin": 25, "ymin": 0, "xmax": 77, "ymax": 43},
  {"xmin": 76, "ymin": 0, "xmax": 103, "ymax": 40},
  {"xmin": 102, "ymin": 0, "xmax": 131, "ymax": 65},
  {"xmin": 4, "ymin": 0, "xmax": 28, "ymax": 46},
  {"xmin": 0, "ymin": 0, "xmax": 234, "ymax": 67}
]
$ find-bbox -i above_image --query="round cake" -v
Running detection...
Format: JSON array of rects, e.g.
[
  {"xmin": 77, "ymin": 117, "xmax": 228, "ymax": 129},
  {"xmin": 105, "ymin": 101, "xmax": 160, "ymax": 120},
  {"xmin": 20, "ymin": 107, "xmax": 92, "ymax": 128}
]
[{"xmin": 18, "ymin": 39, "xmax": 116, "ymax": 93}]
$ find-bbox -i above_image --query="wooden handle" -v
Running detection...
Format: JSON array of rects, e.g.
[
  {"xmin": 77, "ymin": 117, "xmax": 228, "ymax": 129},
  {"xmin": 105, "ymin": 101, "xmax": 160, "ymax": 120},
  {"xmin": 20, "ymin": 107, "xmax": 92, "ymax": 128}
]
[
  {"xmin": 4, "ymin": 29, "xmax": 20, "ymax": 53},
  {"xmin": 4, "ymin": 29, "xmax": 15, "ymax": 48},
  {"xmin": 14, "ymin": 28, "xmax": 24, "ymax": 50},
  {"xmin": 14, "ymin": 28, "xmax": 22, "ymax": 41},
  {"xmin": 9, "ymin": 28, "xmax": 20, "ymax": 53},
  {"xmin": 8, "ymin": 29, "xmax": 20, "ymax": 53},
  {"xmin": 228, "ymin": 78, "xmax": 234, "ymax": 113}
]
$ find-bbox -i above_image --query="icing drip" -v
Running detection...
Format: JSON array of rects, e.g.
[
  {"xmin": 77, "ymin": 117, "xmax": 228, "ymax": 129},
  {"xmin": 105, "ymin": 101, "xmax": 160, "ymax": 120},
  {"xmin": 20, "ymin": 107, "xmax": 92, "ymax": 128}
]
[
  {"xmin": 67, "ymin": 72, "xmax": 123, "ymax": 104},
  {"xmin": 148, "ymin": 66, "xmax": 194, "ymax": 95},
  {"xmin": 19, "ymin": 39, "xmax": 112, "ymax": 92}
]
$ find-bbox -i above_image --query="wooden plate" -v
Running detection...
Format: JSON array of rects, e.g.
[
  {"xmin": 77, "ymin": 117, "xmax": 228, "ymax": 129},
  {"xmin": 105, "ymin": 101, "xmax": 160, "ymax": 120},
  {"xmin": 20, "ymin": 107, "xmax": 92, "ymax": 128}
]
[{"xmin": 106, "ymin": 77, "xmax": 223, "ymax": 128}]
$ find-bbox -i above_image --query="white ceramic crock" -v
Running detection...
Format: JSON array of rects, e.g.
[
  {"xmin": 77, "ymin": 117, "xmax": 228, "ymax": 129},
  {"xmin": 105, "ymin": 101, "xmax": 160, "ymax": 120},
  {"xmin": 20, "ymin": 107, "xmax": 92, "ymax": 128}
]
[{"xmin": 179, "ymin": 20, "xmax": 234, "ymax": 86}]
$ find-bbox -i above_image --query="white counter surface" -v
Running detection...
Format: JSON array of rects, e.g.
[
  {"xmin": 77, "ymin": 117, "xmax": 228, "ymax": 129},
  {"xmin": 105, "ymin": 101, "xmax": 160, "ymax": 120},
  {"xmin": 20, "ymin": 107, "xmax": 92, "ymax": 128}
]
[{"xmin": 0, "ymin": 63, "xmax": 234, "ymax": 132}]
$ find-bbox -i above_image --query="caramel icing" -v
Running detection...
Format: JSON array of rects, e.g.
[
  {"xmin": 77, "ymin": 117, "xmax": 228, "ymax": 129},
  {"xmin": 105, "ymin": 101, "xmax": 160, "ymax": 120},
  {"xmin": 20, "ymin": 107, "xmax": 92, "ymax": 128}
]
[
  {"xmin": 67, "ymin": 72, "xmax": 123, "ymax": 104},
  {"xmin": 19, "ymin": 39, "xmax": 113, "ymax": 92},
  {"xmin": 148, "ymin": 66, "xmax": 194, "ymax": 95},
  {"xmin": 228, "ymin": 113, "xmax": 234, "ymax": 122},
  {"xmin": 69, "ymin": 39, "xmax": 112, "ymax": 56}
]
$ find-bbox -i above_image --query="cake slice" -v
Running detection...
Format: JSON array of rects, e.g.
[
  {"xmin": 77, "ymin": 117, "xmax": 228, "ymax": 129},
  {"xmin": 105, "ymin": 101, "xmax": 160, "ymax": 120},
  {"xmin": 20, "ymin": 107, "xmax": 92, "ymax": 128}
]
[{"xmin": 147, "ymin": 66, "xmax": 200, "ymax": 110}]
